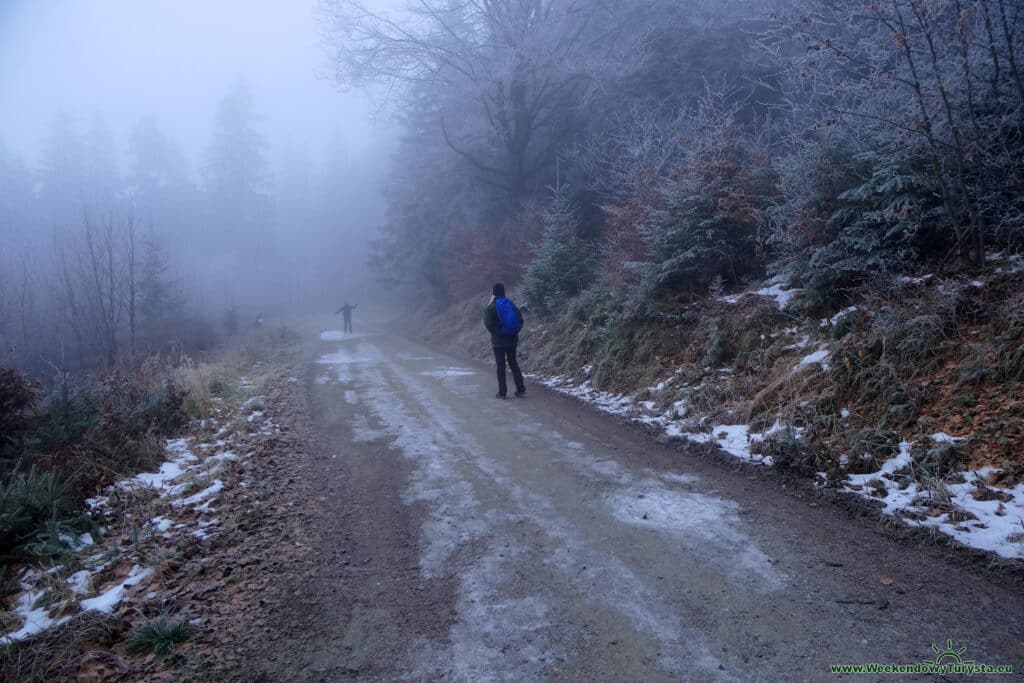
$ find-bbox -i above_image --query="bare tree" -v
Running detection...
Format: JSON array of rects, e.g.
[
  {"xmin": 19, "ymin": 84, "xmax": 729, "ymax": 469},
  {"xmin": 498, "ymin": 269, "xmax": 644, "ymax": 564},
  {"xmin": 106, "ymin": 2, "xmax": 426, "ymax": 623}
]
[
  {"xmin": 320, "ymin": 0, "xmax": 637, "ymax": 203},
  {"xmin": 80, "ymin": 207, "xmax": 124, "ymax": 367},
  {"xmin": 0, "ymin": 260, "xmax": 8, "ymax": 354},
  {"xmin": 14, "ymin": 256, "xmax": 35, "ymax": 366},
  {"xmin": 124, "ymin": 213, "xmax": 138, "ymax": 360},
  {"xmin": 53, "ymin": 234, "xmax": 88, "ymax": 370}
]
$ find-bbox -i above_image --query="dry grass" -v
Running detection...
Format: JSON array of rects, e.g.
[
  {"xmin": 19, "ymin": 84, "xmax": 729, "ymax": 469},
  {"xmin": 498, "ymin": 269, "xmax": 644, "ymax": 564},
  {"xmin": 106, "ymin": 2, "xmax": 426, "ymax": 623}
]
[{"xmin": 425, "ymin": 270, "xmax": 1024, "ymax": 491}]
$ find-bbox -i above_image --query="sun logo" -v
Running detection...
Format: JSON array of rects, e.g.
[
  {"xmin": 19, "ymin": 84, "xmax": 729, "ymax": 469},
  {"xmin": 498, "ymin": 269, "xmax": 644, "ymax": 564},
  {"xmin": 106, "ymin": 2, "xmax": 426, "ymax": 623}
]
[{"xmin": 925, "ymin": 640, "xmax": 974, "ymax": 667}]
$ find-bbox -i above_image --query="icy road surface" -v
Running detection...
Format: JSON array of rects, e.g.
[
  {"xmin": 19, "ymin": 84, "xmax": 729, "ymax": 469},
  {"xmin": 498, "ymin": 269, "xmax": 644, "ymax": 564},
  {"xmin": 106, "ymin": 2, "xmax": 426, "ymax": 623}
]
[{"xmin": 268, "ymin": 327, "xmax": 1023, "ymax": 681}]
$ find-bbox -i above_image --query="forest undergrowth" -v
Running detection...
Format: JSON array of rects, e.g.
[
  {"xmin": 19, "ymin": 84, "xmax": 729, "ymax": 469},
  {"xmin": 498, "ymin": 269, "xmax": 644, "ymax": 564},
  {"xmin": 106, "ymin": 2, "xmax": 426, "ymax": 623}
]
[{"xmin": 0, "ymin": 327, "xmax": 305, "ymax": 680}]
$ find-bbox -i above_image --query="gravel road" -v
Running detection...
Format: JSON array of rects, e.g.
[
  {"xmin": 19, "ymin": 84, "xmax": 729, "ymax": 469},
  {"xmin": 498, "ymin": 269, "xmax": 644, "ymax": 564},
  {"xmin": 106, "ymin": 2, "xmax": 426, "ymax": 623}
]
[{"xmin": 265, "ymin": 325, "xmax": 1023, "ymax": 681}]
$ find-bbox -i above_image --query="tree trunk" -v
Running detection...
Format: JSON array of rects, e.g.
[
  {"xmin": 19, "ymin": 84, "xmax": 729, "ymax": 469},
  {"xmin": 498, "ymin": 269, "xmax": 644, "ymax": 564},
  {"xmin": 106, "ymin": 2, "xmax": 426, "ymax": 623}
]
[{"xmin": 507, "ymin": 77, "xmax": 531, "ymax": 204}]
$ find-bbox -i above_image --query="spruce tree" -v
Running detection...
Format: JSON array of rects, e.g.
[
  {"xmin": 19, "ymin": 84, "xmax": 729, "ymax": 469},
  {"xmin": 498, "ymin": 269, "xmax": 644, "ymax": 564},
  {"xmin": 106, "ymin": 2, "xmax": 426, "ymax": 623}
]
[{"xmin": 521, "ymin": 187, "xmax": 595, "ymax": 314}]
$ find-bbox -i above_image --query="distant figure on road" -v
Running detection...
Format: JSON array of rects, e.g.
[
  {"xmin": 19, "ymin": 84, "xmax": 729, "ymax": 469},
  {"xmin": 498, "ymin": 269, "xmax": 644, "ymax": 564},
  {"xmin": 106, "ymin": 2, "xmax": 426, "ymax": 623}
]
[
  {"xmin": 484, "ymin": 283, "xmax": 525, "ymax": 399},
  {"xmin": 254, "ymin": 312, "xmax": 264, "ymax": 329},
  {"xmin": 335, "ymin": 301, "xmax": 358, "ymax": 334}
]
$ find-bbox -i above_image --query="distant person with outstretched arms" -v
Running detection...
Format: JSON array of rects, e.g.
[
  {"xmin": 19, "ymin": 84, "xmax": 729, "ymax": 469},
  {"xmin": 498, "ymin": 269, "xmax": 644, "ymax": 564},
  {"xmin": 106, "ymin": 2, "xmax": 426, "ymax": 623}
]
[
  {"xmin": 335, "ymin": 301, "xmax": 358, "ymax": 334},
  {"xmin": 484, "ymin": 283, "xmax": 526, "ymax": 399}
]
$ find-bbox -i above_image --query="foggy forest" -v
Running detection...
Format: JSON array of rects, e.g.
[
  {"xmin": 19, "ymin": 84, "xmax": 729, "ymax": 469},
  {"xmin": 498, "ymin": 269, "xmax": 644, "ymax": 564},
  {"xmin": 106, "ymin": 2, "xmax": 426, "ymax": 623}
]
[{"xmin": 2, "ymin": 0, "xmax": 1023, "ymax": 680}]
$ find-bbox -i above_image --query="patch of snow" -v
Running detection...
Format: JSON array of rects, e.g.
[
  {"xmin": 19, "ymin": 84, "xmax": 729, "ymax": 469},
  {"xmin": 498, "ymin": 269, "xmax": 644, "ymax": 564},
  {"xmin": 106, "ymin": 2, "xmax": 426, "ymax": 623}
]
[
  {"xmin": 81, "ymin": 565, "xmax": 151, "ymax": 614},
  {"xmin": 991, "ymin": 252, "xmax": 1024, "ymax": 274},
  {"xmin": 58, "ymin": 532, "xmax": 94, "ymax": 551},
  {"xmin": 721, "ymin": 282, "xmax": 802, "ymax": 309},
  {"xmin": 318, "ymin": 343, "xmax": 384, "ymax": 383},
  {"xmin": 397, "ymin": 353, "xmax": 435, "ymax": 361},
  {"xmin": 539, "ymin": 372, "xmax": 789, "ymax": 467},
  {"xmin": 85, "ymin": 495, "xmax": 110, "ymax": 509},
  {"xmin": 931, "ymin": 432, "xmax": 965, "ymax": 444},
  {"xmin": 821, "ymin": 306, "xmax": 858, "ymax": 328},
  {"xmin": 317, "ymin": 346, "xmax": 379, "ymax": 367},
  {"xmin": 67, "ymin": 570, "xmax": 93, "ymax": 594},
  {"xmin": 165, "ymin": 438, "xmax": 199, "ymax": 463},
  {"xmin": 656, "ymin": 472, "xmax": 701, "ymax": 486},
  {"xmin": 174, "ymin": 480, "xmax": 224, "ymax": 507},
  {"xmin": 840, "ymin": 408, "xmax": 851, "ymax": 419},
  {"xmin": 1, "ymin": 590, "xmax": 71, "ymax": 643},
  {"xmin": 607, "ymin": 485, "xmax": 784, "ymax": 589},
  {"xmin": 539, "ymin": 377, "xmax": 634, "ymax": 416},
  {"xmin": 647, "ymin": 369, "xmax": 681, "ymax": 393},
  {"xmin": 795, "ymin": 347, "xmax": 830, "ymax": 372},
  {"xmin": 675, "ymin": 424, "xmax": 776, "ymax": 467},
  {"xmin": 193, "ymin": 499, "xmax": 217, "ymax": 514},
  {"xmin": 420, "ymin": 368, "xmax": 476, "ymax": 379},
  {"xmin": 843, "ymin": 444, "xmax": 1024, "ymax": 559},
  {"xmin": 351, "ymin": 414, "xmax": 387, "ymax": 443},
  {"xmin": 783, "ymin": 335, "xmax": 813, "ymax": 350},
  {"xmin": 129, "ymin": 460, "xmax": 185, "ymax": 491},
  {"xmin": 206, "ymin": 451, "xmax": 239, "ymax": 466}
]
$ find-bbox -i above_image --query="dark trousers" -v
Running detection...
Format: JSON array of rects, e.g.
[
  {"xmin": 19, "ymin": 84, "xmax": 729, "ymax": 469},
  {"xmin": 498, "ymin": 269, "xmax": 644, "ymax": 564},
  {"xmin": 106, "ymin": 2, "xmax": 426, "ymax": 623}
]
[
  {"xmin": 493, "ymin": 345, "xmax": 525, "ymax": 396},
  {"xmin": 343, "ymin": 315, "xmax": 353, "ymax": 333}
]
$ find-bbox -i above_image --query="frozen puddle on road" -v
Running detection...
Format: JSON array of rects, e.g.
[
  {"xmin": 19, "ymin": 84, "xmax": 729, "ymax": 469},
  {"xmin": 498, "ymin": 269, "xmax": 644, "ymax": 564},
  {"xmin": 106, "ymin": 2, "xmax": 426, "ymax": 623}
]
[
  {"xmin": 608, "ymin": 485, "xmax": 783, "ymax": 590},
  {"xmin": 319, "ymin": 330, "xmax": 374, "ymax": 342},
  {"xmin": 536, "ymin": 428, "xmax": 784, "ymax": 590},
  {"xmin": 397, "ymin": 352, "xmax": 436, "ymax": 361},
  {"xmin": 420, "ymin": 367, "xmax": 476, "ymax": 379},
  {"xmin": 317, "ymin": 342, "xmax": 383, "ymax": 384},
  {"xmin": 337, "ymin": 338, "xmax": 747, "ymax": 681}
]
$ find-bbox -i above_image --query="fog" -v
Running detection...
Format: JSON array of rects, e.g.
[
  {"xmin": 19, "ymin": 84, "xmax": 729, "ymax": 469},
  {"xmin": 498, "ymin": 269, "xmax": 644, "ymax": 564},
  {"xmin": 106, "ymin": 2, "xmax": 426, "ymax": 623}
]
[
  {"xmin": 3, "ymin": 0, "xmax": 1022, "ymax": 379},
  {"xmin": 1, "ymin": 0, "xmax": 393, "ymax": 373}
]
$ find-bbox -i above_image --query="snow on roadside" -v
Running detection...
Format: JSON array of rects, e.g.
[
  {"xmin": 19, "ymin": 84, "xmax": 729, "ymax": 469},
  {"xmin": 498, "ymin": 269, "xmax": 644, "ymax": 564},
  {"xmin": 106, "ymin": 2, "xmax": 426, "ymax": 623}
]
[
  {"xmin": 667, "ymin": 424, "xmax": 777, "ymax": 466},
  {"xmin": 1, "ymin": 584, "xmax": 71, "ymax": 644},
  {"xmin": 537, "ymin": 373, "xmax": 783, "ymax": 466},
  {"xmin": 80, "ymin": 565, "xmax": 152, "ymax": 614},
  {"xmin": 839, "ymin": 436, "xmax": 1024, "ymax": 559},
  {"xmin": 2, "ymin": 398, "xmax": 278, "ymax": 644},
  {"xmin": 537, "ymin": 376, "xmax": 634, "ymax": 415},
  {"xmin": 539, "ymin": 363, "xmax": 1024, "ymax": 561}
]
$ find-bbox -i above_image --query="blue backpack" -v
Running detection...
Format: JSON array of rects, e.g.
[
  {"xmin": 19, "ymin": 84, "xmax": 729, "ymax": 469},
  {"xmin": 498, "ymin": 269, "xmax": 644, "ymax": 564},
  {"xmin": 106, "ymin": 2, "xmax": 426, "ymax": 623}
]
[{"xmin": 495, "ymin": 297, "xmax": 522, "ymax": 337}]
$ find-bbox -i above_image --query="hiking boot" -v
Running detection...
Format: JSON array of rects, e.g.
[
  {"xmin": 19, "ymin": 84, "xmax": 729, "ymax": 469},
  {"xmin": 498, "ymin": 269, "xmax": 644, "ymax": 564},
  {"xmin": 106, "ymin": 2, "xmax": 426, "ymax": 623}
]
[
  {"xmin": 495, "ymin": 393, "xmax": 507, "ymax": 399},
  {"xmin": 515, "ymin": 388, "xmax": 526, "ymax": 397}
]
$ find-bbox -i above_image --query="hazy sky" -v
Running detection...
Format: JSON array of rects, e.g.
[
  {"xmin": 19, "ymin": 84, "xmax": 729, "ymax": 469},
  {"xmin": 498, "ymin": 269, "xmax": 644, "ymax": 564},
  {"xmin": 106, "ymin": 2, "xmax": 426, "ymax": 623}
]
[{"xmin": 0, "ymin": 0, "xmax": 387, "ymax": 174}]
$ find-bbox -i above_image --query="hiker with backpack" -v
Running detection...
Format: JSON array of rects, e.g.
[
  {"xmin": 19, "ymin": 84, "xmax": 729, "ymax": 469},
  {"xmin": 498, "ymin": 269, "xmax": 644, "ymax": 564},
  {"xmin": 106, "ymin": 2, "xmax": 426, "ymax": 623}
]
[{"xmin": 484, "ymin": 283, "xmax": 526, "ymax": 399}]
